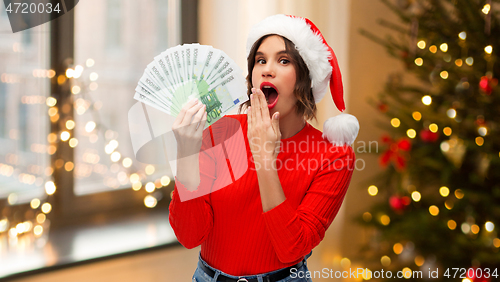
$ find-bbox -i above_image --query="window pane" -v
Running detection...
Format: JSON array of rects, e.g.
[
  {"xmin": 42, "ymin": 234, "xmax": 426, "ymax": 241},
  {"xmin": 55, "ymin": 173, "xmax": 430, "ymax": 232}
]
[
  {"xmin": 0, "ymin": 20, "xmax": 50, "ymax": 204},
  {"xmin": 73, "ymin": 0, "xmax": 180, "ymax": 196}
]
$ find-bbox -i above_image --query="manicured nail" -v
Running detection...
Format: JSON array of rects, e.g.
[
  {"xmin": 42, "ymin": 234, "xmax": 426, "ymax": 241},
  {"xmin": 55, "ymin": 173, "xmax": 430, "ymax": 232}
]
[{"xmin": 251, "ymin": 88, "xmax": 256, "ymax": 94}]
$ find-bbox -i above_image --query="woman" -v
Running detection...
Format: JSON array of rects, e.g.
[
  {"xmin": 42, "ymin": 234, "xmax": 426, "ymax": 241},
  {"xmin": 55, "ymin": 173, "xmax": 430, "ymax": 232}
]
[{"xmin": 169, "ymin": 14, "xmax": 359, "ymax": 282}]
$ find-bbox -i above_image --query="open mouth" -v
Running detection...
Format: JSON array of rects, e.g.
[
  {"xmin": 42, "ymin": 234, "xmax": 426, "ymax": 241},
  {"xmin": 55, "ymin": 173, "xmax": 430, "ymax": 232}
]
[{"xmin": 260, "ymin": 82, "xmax": 279, "ymax": 109}]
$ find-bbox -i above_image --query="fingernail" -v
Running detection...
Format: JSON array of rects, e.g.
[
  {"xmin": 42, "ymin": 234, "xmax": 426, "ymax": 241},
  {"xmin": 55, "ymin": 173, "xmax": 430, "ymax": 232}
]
[
  {"xmin": 250, "ymin": 94, "xmax": 253, "ymax": 100},
  {"xmin": 251, "ymin": 88, "xmax": 256, "ymax": 94}
]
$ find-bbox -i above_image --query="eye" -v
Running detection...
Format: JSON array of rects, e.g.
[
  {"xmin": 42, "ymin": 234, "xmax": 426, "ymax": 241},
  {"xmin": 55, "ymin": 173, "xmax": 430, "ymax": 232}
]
[
  {"xmin": 256, "ymin": 58, "xmax": 266, "ymax": 64},
  {"xmin": 279, "ymin": 59, "xmax": 290, "ymax": 65}
]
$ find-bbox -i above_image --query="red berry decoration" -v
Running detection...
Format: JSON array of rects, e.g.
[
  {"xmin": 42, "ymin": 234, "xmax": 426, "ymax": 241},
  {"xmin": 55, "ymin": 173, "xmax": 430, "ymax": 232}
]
[
  {"xmin": 389, "ymin": 195, "xmax": 407, "ymax": 213},
  {"xmin": 467, "ymin": 267, "xmax": 491, "ymax": 282},
  {"xmin": 479, "ymin": 76, "xmax": 498, "ymax": 95},
  {"xmin": 420, "ymin": 129, "xmax": 439, "ymax": 142}
]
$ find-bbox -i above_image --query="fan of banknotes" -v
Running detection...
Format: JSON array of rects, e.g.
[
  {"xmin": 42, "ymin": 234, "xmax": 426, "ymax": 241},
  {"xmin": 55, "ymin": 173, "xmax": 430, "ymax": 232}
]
[{"xmin": 134, "ymin": 44, "xmax": 248, "ymax": 128}]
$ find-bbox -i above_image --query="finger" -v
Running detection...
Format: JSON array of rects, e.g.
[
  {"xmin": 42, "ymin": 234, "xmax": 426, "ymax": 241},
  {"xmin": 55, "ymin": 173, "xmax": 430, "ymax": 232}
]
[
  {"xmin": 247, "ymin": 106, "xmax": 252, "ymax": 134},
  {"xmin": 176, "ymin": 98, "xmax": 198, "ymax": 126},
  {"xmin": 252, "ymin": 89, "xmax": 262, "ymax": 123},
  {"xmin": 192, "ymin": 104, "xmax": 206, "ymax": 130},
  {"xmin": 198, "ymin": 111, "xmax": 208, "ymax": 131},
  {"xmin": 250, "ymin": 94, "xmax": 257, "ymax": 127},
  {"xmin": 255, "ymin": 88, "xmax": 270, "ymax": 121},
  {"xmin": 180, "ymin": 100, "xmax": 204, "ymax": 127},
  {"xmin": 272, "ymin": 112, "xmax": 280, "ymax": 137}
]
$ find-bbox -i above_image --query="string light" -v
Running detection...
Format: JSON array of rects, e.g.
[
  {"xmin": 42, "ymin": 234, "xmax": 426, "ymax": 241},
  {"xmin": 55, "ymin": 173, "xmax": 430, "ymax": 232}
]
[
  {"xmin": 69, "ymin": 138, "xmax": 79, "ymax": 148},
  {"xmin": 429, "ymin": 123, "xmax": 438, "ymax": 133},
  {"xmin": 145, "ymin": 165, "xmax": 155, "ymax": 175},
  {"xmin": 30, "ymin": 198, "xmax": 41, "ymax": 209},
  {"xmin": 46, "ymin": 97, "xmax": 57, "ymax": 107},
  {"xmin": 455, "ymin": 189, "xmax": 464, "ymax": 199},
  {"xmin": 485, "ymin": 221, "xmax": 495, "ymax": 232},
  {"xmin": 36, "ymin": 214, "xmax": 46, "ymax": 224},
  {"xmin": 65, "ymin": 68, "xmax": 74, "ymax": 78},
  {"xmin": 145, "ymin": 182, "xmax": 155, "ymax": 193},
  {"xmin": 41, "ymin": 203, "xmax": 52, "ymax": 214},
  {"xmin": 66, "ymin": 120, "xmax": 75, "ymax": 130},
  {"xmin": 73, "ymin": 65, "xmax": 84, "ymax": 79},
  {"xmin": 33, "ymin": 225, "xmax": 43, "ymax": 237},
  {"xmin": 417, "ymin": 40, "xmax": 426, "ymax": 49},
  {"xmin": 368, "ymin": 185, "xmax": 378, "ymax": 196},
  {"xmin": 71, "ymin": 86, "xmax": 81, "ymax": 94},
  {"xmin": 493, "ymin": 238, "xmax": 500, "ymax": 248},
  {"xmin": 380, "ymin": 215, "xmax": 390, "ymax": 225},
  {"xmin": 412, "ymin": 111, "xmax": 422, "ymax": 121},
  {"xmin": 407, "ymin": 129, "xmax": 416, "ymax": 139},
  {"xmin": 402, "ymin": 268, "xmax": 412, "ymax": 279},
  {"xmin": 465, "ymin": 57, "xmax": 474, "ymax": 66},
  {"xmin": 64, "ymin": 162, "xmax": 74, "ymax": 171},
  {"xmin": 478, "ymin": 126, "xmax": 487, "ymax": 136},
  {"xmin": 86, "ymin": 58, "xmax": 95, "ymax": 67},
  {"xmin": 484, "ymin": 45, "xmax": 493, "ymax": 54},
  {"xmin": 363, "ymin": 212, "xmax": 372, "ymax": 222},
  {"xmin": 471, "ymin": 224, "xmax": 480, "ymax": 234},
  {"xmin": 393, "ymin": 243, "xmax": 403, "ymax": 254},
  {"xmin": 60, "ymin": 131, "xmax": 70, "ymax": 141},
  {"xmin": 429, "ymin": 205, "xmax": 439, "ymax": 216},
  {"xmin": 45, "ymin": 181, "xmax": 56, "ymax": 195},
  {"xmin": 440, "ymin": 43, "xmax": 448, "ymax": 52},
  {"xmin": 414, "ymin": 58, "xmax": 423, "ymax": 66},
  {"xmin": 132, "ymin": 182, "xmax": 142, "ymax": 191},
  {"xmin": 482, "ymin": 4, "xmax": 491, "ymax": 14},
  {"xmin": 90, "ymin": 72, "xmax": 99, "ymax": 81},
  {"xmin": 381, "ymin": 256, "xmax": 391, "ymax": 266},
  {"xmin": 340, "ymin": 258, "xmax": 351, "ymax": 268},
  {"xmin": 475, "ymin": 137, "xmax": 484, "ymax": 146},
  {"xmin": 440, "ymin": 71, "xmax": 449, "ymax": 79},
  {"xmin": 429, "ymin": 45, "xmax": 437, "ymax": 53},
  {"xmin": 448, "ymin": 220, "xmax": 457, "ymax": 230},
  {"xmin": 445, "ymin": 200, "xmax": 454, "ymax": 210},
  {"xmin": 446, "ymin": 109, "xmax": 456, "ymax": 118},
  {"xmin": 455, "ymin": 59, "xmax": 463, "ymax": 67},
  {"xmin": 414, "ymin": 256, "xmax": 425, "ymax": 267},
  {"xmin": 122, "ymin": 158, "xmax": 132, "ymax": 168},
  {"xmin": 458, "ymin": 31, "xmax": 466, "ymax": 40},
  {"xmin": 422, "ymin": 95, "xmax": 432, "ymax": 105},
  {"xmin": 110, "ymin": 151, "xmax": 121, "ymax": 162},
  {"xmin": 144, "ymin": 195, "xmax": 158, "ymax": 208},
  {"xmin": 160, "ymin": 176, "xmax": 171, "ymax": 186},
  {"xmin": 439, "ymin": 186, "xmax": 449, "ymax": 197}
]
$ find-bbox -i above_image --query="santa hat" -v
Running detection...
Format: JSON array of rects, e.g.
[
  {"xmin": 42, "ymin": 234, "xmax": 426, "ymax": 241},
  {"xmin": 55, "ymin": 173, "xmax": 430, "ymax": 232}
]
[{"xmin": 247, "ymin": 14, "xmax": 359, "ymax": 146}]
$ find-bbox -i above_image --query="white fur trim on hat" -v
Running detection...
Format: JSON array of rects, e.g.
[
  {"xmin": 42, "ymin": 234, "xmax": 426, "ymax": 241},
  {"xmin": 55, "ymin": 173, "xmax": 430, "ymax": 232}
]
[{"xmin": 246, "ymin": 14, "xmax": 332, "ymax": 103}]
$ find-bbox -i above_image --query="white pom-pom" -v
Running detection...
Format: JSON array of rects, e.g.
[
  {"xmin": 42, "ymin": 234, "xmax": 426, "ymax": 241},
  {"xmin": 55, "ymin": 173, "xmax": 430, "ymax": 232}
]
[{"xmin": 322, "ymin": 113, "xmax": 359, "ymax": 146}]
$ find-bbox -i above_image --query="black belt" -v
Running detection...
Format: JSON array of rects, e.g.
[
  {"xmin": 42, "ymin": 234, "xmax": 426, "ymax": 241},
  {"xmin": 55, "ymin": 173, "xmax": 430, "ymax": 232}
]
[{"xmin": 198, "ymin": 260, "xmax": 305, "ymax": 282}]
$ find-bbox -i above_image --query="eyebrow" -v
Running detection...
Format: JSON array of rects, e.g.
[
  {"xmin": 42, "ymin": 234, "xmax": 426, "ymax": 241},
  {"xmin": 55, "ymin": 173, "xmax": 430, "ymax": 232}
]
[{"xmin": 255, "ymin": 50, "xmax": 289, "ymax": 56}]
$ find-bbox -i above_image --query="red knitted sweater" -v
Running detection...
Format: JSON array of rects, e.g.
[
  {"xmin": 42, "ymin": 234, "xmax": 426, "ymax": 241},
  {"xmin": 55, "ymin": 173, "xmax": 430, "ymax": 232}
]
[{"xmin": 168, "ymin": 114, "xmax": 355, "ymax": 276}]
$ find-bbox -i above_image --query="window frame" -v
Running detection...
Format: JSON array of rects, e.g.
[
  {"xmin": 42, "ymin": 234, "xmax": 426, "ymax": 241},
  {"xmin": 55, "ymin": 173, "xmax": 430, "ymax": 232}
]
[{"xmin": 48, "ymin": 0, "xmax": 198, "ymax": 229}]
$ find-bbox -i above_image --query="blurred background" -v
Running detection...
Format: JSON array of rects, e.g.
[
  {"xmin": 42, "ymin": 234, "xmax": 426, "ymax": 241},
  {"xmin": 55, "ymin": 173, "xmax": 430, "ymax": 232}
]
[{"xmin": 1, "ymin": 0, "xmax": 498, "ymax": 281}]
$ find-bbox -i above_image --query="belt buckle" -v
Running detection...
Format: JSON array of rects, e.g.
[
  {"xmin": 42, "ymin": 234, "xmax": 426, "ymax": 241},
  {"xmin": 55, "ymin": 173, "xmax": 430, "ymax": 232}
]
[{"xmin": 237, "ymin": 278, "xmax": 248, "ymax": 282}]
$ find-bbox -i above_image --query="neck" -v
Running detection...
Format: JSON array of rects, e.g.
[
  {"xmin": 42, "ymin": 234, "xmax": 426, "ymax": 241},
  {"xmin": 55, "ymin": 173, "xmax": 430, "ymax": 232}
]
[{"xmin": 278, "ymin": 112, "xmax": 306, "ymax": 139}]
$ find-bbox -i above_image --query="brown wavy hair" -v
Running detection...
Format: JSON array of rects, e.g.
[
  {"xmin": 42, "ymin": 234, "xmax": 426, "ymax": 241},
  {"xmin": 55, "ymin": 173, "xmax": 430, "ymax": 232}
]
[{"xmin": 238, "ymin": 34, "xmax": 317, "ymax": 121}]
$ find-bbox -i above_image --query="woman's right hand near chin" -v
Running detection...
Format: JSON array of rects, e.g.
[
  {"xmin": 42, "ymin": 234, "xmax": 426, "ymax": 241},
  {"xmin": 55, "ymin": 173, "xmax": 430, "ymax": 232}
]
[{"xmin": 172, "ymin": 98, "xmax": 207, "ymax": 190}]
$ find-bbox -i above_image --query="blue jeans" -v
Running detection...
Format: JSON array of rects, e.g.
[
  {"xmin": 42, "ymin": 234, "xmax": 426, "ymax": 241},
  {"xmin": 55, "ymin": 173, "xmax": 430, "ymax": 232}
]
[{"xmin": 192, "ymin": 251, "xmax": 313, "ymax": 282}]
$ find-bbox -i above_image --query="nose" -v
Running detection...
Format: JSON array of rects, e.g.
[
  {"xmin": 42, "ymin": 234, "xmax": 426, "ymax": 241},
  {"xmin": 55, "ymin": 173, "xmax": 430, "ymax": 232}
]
[{"xmin": 262, "ymin": 62, "xmax": 275, "ymax": 78}]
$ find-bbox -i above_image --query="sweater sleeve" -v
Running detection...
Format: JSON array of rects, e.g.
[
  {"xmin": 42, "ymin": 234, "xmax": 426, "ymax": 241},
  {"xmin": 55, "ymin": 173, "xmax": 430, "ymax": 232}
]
[
  {"xmin": 262, "ymin": 146, "xmax": 355, "ymax": 263},
  {"xmin": 168, "ymin": 128, "xmax": 217, "ymax": 249}
]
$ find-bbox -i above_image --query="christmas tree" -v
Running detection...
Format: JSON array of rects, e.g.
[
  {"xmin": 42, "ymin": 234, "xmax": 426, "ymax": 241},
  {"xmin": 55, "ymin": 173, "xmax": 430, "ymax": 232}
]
[{"xmin": 358, "ymin": 0, "xmax": 500, "ymax": 281}]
